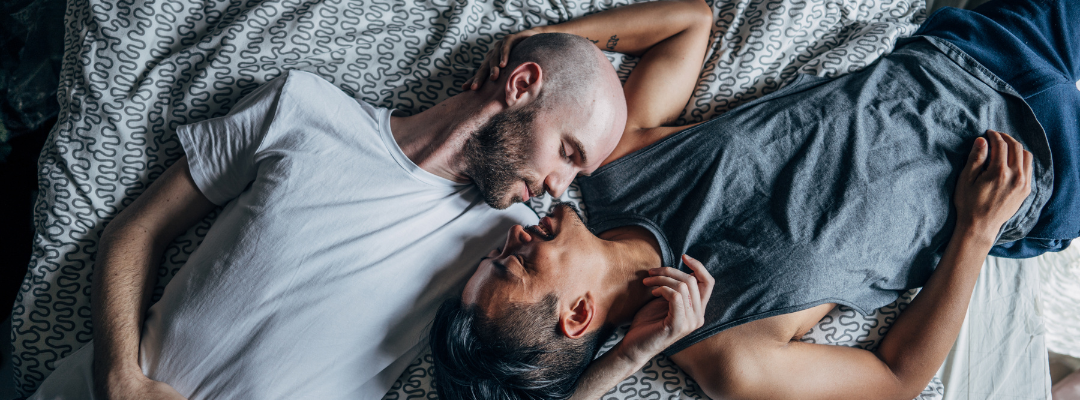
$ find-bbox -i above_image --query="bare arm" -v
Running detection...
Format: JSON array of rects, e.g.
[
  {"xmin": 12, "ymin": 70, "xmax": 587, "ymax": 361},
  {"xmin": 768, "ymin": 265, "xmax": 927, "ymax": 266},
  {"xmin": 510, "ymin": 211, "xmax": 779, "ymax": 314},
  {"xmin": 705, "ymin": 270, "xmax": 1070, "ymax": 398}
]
[
  {"xmin": 464, "ymin": 0, "xmax": 714, "ymax": 163},
  {"xmin": 872, "ymin": 130, "xmax": 1033, "ymax": 392},
  {"xmin": 675, "ymin": 130, "xmax": 1034, "ymax": 400},
  {"xmin": 93, "ymin": 157, "xmax": 215, "ymax": 400}
]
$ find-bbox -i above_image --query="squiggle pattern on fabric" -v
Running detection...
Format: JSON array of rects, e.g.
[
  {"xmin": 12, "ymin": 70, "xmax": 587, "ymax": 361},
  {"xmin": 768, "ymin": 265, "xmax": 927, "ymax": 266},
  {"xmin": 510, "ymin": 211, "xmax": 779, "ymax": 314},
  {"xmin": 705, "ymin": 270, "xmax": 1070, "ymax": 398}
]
[{"xmin": 12, "ymin": 0, "xmax": 924, "ymax": 396}]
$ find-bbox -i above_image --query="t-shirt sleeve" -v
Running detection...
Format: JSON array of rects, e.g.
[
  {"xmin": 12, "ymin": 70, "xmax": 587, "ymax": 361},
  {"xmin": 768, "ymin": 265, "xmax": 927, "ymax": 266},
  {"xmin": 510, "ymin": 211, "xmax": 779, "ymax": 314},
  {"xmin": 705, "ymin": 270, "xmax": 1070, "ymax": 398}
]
[{"xmin": 175, "ymin": 73, "xmax": 289, "ymax": 205}]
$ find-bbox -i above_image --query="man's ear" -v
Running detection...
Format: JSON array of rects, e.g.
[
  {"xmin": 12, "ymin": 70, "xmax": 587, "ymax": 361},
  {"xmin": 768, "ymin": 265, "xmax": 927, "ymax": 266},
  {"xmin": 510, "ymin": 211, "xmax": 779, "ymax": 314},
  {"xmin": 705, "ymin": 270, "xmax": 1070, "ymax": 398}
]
[
  {"xmin": 503, "ymin": 61, "xmax": 543, "ymax": 108},
  {"xmin": 559, "ymin": 294, "xmax": 595, "ymax": 339}
]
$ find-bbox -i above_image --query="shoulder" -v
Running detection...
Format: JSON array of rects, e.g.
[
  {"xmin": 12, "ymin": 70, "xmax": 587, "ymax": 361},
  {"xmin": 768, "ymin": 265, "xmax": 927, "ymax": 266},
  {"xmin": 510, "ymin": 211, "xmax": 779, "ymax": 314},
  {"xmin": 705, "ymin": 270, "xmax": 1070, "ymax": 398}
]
[
  {"xmin": 670, "ymin": 304, "xmax": 837, "ymax": 398},
  {"xmin": 276, "ymin": 70, "xmax": 348, "ymax": 104},
  {"xmin": 274, "ymin": 70, "xmax": 386, "ymax": 123},
  {"xmin": 280, "ymin": 69, "xmax": 336, "ymax": 90}
]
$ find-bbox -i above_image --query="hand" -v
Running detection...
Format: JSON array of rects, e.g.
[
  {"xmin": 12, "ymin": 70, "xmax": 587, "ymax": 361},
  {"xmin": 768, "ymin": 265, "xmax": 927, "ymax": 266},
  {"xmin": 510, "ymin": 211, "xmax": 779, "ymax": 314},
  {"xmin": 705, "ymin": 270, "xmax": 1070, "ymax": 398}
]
[
  {"xmin": 953, "ymin": 130, "xmax": 1032, "ymax": 239},
  {"xmin": 125, "ymin": 379, "xmax": 186, "ymax": 400},
  {"xmin": 462, "ymin": 28, "xmax": 544, "ymax": 91},
  {"xmin": 96, "ymin": 368, "xmax": 187, "ymax": 400},
  {"xmin": 614, "ymin": 254, "xmax": 714, "ymax": 365}
]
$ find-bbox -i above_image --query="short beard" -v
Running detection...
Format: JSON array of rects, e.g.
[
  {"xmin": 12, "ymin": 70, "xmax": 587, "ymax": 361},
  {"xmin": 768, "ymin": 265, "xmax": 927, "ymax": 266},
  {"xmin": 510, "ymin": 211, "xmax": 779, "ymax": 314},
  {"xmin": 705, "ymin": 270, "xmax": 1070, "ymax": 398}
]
[{"xmin": 462, "ymin": 107, "xmax": 537, "ymax": 209}]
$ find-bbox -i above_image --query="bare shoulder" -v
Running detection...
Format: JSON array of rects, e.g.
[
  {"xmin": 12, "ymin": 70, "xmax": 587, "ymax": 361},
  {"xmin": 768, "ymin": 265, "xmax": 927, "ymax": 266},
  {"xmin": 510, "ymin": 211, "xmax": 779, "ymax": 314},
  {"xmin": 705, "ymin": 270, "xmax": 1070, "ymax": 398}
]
[
  {"xmin": 669, "ymin": 302, "xmax": 920, "ymax": 400},
  {"xmin": 669, "ymin": 303, "xmax": 836, "ymax": 398}
]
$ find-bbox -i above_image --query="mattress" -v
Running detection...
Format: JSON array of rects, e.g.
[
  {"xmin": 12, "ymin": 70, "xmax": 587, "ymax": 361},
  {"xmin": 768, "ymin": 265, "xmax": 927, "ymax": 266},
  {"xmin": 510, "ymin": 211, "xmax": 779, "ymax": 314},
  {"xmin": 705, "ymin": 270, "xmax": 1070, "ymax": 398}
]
[{"xmin": 10, "ymin": 0, "xmax": 989, "ymax": 397}]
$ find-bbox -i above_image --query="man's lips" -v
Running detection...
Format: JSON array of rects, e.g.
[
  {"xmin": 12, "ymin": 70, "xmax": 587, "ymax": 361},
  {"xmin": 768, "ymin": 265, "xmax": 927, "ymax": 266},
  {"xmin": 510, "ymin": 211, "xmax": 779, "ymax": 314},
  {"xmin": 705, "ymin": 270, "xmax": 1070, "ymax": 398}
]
[
  {"xmin": 521, "ymin": 180, "xmax": 531, "ymax": 201},
  {"xmin": 538, "ymin": 216, "xmax": 553, "ymax": 236}
]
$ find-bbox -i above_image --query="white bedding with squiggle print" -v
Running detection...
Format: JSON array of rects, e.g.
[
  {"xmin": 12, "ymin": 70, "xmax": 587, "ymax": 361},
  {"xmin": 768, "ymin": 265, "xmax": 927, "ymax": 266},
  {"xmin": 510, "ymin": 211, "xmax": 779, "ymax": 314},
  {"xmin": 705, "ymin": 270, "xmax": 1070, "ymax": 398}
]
[{"xmin": 16, "ymin": 0, "xmax": 1048, "ymax": 398}]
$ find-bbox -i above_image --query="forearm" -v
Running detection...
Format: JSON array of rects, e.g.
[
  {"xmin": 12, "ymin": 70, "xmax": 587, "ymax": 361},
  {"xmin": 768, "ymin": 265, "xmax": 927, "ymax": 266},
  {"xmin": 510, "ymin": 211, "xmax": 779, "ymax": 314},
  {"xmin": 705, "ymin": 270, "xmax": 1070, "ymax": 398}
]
[
  {"xmin": 570, "ymin": 349, "xmax": 646, "ymax": 400},
  {"xmin": 536, "ymin": 0, "xmax": 711, "ymax": 56},
  {"xmin": 90, "ymin": 159, "xmax": 215, "ymax": 398},
  {"xmin": 873, "ymin": 224, "xmax": 996, "ymax": 395},
  {"xmin": 92, "ymin": 224, "xmax": 168, "ymax": 393}
]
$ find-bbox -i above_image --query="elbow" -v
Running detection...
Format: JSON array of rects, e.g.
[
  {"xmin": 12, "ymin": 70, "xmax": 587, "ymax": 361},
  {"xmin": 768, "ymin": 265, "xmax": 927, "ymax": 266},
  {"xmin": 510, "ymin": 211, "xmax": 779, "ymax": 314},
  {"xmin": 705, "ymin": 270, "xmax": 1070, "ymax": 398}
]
[
  {"xmin": 100, "ymin": 214, "xmax": 164, "ymax": 255},
  {"xmin": 684, "ymin": 0, "xmax": 714, "ymax": 32},
  {"xmin": 872, "ymin": 352, "xmax": 938, "ymax": 400},
  {"xmin": 890, "ymin": 374, "xmax": 937, "ymax": 400}
]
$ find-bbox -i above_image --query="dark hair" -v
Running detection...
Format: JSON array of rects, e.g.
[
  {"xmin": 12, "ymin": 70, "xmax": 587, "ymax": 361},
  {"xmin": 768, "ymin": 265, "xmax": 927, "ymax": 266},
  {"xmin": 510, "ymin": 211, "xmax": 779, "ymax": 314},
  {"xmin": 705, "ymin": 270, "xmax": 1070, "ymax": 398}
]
[{"xmin": 428, "ymin": 294, "xmax": 612, "ymax": 400}]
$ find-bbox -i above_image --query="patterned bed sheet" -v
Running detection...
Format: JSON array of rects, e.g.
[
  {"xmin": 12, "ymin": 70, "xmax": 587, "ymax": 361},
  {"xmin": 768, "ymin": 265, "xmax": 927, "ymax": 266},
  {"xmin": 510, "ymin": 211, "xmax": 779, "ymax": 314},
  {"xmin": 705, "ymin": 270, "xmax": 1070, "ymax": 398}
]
[{"xmin": 11, "ymin": 0, "xmax": 927, "ymax": 396}]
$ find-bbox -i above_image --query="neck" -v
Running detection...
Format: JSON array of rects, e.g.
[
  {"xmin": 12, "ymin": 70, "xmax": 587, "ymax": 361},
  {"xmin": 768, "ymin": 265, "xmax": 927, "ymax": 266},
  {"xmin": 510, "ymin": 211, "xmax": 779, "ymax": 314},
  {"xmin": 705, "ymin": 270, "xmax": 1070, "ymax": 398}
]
[
  {"xmin": 388, "ymin": 88, "xmax": 502, "ymax": 183},
  {"xmin": 597, "ymin": 226, "xmax": 664, "ymax": 326}
]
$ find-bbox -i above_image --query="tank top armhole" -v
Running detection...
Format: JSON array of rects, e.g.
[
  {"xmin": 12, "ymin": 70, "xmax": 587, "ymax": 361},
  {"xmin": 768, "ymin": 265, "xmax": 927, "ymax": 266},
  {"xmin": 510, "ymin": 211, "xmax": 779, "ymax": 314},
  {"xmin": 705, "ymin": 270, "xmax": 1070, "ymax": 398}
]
[{"xmin": 588, "ymin": 216, "xmax": 675, "ymax": 268}]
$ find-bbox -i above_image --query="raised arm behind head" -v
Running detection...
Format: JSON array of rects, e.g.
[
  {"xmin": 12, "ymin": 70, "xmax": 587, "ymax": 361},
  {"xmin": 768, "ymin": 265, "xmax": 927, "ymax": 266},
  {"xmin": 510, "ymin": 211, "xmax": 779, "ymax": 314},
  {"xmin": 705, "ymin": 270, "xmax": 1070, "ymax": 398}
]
[{"xmin": 465, "ymin": 0, "xmax": 714, "ymax": 164}]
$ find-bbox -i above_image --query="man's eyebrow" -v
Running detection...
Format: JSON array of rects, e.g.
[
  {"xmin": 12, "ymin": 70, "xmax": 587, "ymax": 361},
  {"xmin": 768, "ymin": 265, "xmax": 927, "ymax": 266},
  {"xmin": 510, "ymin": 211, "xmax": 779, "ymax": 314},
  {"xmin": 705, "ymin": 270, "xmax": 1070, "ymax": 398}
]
[{"xmin": 568, "ymin": 136, "xmax": 588, "ymax": 166}]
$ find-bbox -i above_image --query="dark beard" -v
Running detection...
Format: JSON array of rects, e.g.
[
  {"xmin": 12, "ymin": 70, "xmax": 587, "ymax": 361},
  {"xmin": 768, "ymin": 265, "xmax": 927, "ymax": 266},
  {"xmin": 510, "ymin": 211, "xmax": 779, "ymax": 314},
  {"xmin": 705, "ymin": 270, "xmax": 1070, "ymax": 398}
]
[{"xmin": 462, "ymin": 107, "xmax": 537, "ymax": 209}]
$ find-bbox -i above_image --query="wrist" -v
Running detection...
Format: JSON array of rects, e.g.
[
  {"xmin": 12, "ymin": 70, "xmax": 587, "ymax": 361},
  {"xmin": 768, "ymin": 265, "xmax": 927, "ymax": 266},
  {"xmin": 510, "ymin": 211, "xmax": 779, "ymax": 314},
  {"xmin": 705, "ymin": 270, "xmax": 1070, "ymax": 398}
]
[
  {"xmin": 94, "ymin": 357, "xmax": 147, "ymax": 396},
  {"xmin": 952, "ymin": 219, "xmax": 999, "ymax": 248},
  {"xmin": 610, "ymin": 342, "xmax": 653, "ymax": 370}
]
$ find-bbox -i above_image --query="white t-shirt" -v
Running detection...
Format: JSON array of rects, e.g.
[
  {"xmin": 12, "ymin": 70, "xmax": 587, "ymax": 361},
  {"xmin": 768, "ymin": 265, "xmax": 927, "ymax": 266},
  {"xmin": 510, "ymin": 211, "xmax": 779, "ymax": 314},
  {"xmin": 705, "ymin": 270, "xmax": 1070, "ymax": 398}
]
[{"xmin": 32, "ymin": 70, "xmax": 537, "ymax": 400}]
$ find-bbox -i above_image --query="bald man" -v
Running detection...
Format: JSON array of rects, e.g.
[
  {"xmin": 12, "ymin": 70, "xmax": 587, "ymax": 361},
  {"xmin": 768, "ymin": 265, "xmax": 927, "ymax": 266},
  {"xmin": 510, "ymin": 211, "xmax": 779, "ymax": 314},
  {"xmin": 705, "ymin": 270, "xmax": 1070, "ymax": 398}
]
[{"xmin": 30, "ymin": 33, "xmax": 627, "ymax": 400}]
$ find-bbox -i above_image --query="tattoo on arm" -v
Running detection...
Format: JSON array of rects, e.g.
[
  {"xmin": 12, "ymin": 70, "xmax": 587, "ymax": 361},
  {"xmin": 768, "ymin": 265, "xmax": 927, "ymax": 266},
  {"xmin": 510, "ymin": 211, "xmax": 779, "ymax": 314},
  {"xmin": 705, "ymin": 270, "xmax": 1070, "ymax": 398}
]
[
  {"xmin": 586, "ymin": 37, "xmax": 599, "ymax": 44},
  {"xmin": 605, "ymin": 34, "xmax": 619, "ymax": 50}
]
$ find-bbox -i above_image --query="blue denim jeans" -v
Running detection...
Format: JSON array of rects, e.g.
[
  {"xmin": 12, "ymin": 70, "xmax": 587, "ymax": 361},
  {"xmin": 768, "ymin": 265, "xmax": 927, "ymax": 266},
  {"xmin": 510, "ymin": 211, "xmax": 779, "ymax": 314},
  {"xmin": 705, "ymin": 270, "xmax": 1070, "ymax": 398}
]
[{"xmin": 918, "ymin": 0, "xmax": 1080, "ymax": 257}]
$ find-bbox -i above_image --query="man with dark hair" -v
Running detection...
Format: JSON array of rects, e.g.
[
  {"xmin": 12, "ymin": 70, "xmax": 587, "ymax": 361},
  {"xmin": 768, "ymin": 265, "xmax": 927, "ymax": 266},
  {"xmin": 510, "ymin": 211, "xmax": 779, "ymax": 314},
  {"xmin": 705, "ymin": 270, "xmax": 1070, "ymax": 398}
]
[
  {"xmin": 30, "ymin": 31, "xmax": 630, "ymax": 400},
  {"xmin": 430, "ymin": 291, "xmax": 613, "ymax": 400},
  {"xmin": 426, "ymin": 1, "xmax": 716, "ymax": 397},
  {"xmin": 432, "ymin": 0, "xmax": 1078, "ymax": 398}
]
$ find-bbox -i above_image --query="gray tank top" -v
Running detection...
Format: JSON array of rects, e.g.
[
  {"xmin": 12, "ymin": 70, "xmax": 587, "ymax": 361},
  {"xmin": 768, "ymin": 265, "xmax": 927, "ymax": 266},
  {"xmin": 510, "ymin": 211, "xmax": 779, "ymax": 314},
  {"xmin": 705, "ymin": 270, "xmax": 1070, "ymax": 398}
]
[{"xmin": 577, "ymin": 37, "xmax": 1053, "ymax": 354}]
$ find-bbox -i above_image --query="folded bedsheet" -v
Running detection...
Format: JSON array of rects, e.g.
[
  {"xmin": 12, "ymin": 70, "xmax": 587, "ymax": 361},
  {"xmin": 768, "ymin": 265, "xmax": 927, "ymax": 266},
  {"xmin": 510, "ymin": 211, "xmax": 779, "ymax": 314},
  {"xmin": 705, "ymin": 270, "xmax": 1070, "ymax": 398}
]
[{"xmin": 11, "ymin": 0, "xmax": 925, "ymax": 396}]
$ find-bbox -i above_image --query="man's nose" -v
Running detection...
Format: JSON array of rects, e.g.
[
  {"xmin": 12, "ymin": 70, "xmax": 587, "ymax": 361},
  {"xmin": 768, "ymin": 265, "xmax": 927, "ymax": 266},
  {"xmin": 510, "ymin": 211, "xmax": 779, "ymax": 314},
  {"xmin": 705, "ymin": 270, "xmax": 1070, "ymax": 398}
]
[
  {"xmin": 507, "ymin": 225, "xmax": 534, "ymax": 250},
  {"xmin": 544, "ymin": 169, "xmax": 575, "ymax": 198}
]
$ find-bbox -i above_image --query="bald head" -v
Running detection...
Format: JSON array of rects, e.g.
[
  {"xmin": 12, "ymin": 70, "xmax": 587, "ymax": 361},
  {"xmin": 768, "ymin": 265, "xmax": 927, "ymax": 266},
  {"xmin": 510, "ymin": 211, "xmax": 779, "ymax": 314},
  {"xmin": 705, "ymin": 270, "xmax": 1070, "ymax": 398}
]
[
  {"xmin": 503, "ymin": 33, "xmax": 627, "ymax": 171},
  {"xmin": 503, "ymin": 33, "xmax": 609, "ymax": 110}
]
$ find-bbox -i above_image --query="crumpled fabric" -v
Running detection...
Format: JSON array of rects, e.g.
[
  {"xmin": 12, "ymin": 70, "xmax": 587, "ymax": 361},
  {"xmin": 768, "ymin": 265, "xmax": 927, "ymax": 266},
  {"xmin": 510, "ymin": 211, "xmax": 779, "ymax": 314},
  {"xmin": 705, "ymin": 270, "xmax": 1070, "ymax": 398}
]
[{"xmin": 0, "ymin": 0, "xmax": 63, "ymax": 160}]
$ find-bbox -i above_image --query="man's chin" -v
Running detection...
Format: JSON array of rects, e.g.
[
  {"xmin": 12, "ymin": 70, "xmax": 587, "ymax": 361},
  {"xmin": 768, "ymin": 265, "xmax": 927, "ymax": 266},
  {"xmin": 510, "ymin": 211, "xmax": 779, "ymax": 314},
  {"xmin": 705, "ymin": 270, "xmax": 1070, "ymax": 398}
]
[
  {"xmin": 483, "ymin": 194, "xmax": 520, "ymax": 210},
  {"xmin": 552, "ymin": 201, "xmax": 584, "ymax": 221}
]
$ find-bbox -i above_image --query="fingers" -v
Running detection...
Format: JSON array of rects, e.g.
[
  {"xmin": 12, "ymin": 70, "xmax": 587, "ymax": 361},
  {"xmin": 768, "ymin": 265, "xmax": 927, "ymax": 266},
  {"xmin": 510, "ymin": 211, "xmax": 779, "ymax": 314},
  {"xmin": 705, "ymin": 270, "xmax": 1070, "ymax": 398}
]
[
  {"xmin": 500, "ymin": 36, "xmax": 514, "ymax": 68},
  {"xmin": 646, "ymin": 274, "xmax": 695, "ymax": 319},
  {"xmin": 1000, "ymin": 132, "xmax": 1028, "ymax": 192},
  {"xmin": 683, "ymin": 254, "xmax": 715, "ymax": 306},
  {"xmin": 486, "ymin": 40, "xmax": 504, "ymax": 82},
  {"xmin": 964, "ymin": 137, "xmax": 988, "ymax": 180},
  {"xmin": 464, "ymin": 40, "xmax": 506, "ymax": 91},
  {"xmin": 644, "ymin": 275, "xmax": 696, "ymax": 316},
  {"xmin": 1000, "ymin": 131, "xmax": 1023, "ymax": 172},
  {"xmin": 647, "ymin": 267, "xmax": 700, "ymax": 314},
  {"xmin": 1022, "ymin": 148, "xmax": 1033, "ymax": 191},
  {"xmin": 475, "ymin": 58, "xmax": 492, "ymax": 90},
  {"xmin": 988, "ymin": 130, "xmax": 1008, "ymax": 175},
  {"xmin": 646, "ymin": 255, "xmax": 714, "ymax": 329},
  {"xmin": 652, "ymin": 285, "xmax": 692, "ymax": 331},
  {"xmin": 465, "ymin": 31, "xmax": 535, "ymax": 91},
  {"xmin": 986, "ymin": 130, "xmax": 1032, "ymax": 188}
]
